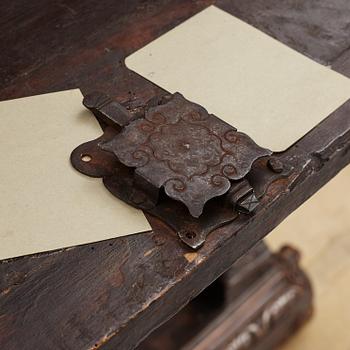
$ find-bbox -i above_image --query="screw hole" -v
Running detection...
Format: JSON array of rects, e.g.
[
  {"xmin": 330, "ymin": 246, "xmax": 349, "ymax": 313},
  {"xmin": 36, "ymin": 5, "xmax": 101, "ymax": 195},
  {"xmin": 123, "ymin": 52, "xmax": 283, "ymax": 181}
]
[
  {"xmin": 81, "ymin": 154, "xmax": 92, "ymax": 162},
  {"xmin": 185, "ymin": 231, "xmax": 196, "ymax": 239}
]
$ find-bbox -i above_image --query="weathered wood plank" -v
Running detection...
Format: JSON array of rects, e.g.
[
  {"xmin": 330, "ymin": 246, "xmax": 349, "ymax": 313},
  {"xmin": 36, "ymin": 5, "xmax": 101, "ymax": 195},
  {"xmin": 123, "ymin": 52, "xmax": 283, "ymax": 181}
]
[
  {"xmin": 219, "ymin": 0, "xmax": 350, "ymax": 64},
  {"xmin": 1, "ymin": 1, "xmax": 350, "ymax": 349}
]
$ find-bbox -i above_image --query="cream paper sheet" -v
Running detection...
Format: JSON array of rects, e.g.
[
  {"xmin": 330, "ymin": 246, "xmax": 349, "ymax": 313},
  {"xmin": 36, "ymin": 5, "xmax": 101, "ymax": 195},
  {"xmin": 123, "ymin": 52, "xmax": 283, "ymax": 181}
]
[
  {"xmin": 0, "ymin": 90, "xmax": 151, "ymax": 260},
  {"xmin": 126, "ymin": 5, "xmax": 350, "ymax": 151}
]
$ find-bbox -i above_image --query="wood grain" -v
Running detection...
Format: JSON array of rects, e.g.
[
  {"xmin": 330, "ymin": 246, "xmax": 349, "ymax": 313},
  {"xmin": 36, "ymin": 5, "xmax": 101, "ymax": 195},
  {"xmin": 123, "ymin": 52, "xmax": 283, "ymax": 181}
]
[{"xmin": 1, "ymin": 1, "xmax": 350, "ymax": 349}]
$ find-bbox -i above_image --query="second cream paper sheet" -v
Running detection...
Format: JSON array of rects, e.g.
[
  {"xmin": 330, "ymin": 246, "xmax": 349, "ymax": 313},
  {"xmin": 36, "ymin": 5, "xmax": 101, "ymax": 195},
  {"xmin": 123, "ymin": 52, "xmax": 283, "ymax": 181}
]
[{"xmin": 126, "ymin": 5, "xmax": 350, "ymax": 151}]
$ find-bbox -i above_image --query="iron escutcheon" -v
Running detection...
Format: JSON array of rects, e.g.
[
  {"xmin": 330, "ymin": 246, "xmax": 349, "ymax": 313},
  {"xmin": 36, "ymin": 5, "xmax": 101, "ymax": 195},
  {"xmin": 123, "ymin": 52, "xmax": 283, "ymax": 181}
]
[{"xmin": 71, "ymin": 92, "xmax": 278, "ymax": 249}]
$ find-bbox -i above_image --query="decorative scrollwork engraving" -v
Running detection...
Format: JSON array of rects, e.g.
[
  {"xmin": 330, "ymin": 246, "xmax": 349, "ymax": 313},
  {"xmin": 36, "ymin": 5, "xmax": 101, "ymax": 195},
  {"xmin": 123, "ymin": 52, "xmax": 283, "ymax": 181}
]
[{"xmin": 101, "ymin": 93, "xmax": 271, "ymax": 217}]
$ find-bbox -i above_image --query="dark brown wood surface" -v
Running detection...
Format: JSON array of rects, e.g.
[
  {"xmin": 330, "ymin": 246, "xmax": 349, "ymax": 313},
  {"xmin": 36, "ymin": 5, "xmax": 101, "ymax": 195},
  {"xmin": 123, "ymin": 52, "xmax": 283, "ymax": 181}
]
[
  {"xmin": 1, "ymin": 1, "xmax": 350, "ymax": 349},
  {"xmin": 138, "ymin": 243, "xmax": 313, "ymax": 350}
]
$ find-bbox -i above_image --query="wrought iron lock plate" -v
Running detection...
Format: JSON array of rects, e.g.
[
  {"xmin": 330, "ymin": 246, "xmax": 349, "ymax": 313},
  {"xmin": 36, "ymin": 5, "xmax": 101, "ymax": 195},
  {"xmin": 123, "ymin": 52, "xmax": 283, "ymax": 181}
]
[{"xmin": 71, "ymin": 92, "xmax": 281, "ymax": 249}]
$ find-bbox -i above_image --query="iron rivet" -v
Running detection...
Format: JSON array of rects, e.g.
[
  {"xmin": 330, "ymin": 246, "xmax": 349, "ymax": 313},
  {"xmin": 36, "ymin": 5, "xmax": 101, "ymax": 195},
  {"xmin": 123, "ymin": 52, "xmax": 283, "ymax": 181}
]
[{"xmin": 268, "ymin": 158, "xmax": 284, "ymax": 173}]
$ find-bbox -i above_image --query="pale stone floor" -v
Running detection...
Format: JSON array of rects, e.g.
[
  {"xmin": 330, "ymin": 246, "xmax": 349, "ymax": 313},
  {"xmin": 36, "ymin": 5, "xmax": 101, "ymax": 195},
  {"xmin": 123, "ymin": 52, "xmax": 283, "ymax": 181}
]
[{"xmin": 267, "ymin": 164, "xmax": 350, "ymax": 350}]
